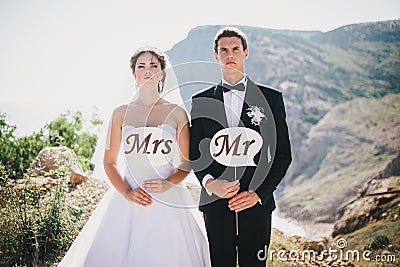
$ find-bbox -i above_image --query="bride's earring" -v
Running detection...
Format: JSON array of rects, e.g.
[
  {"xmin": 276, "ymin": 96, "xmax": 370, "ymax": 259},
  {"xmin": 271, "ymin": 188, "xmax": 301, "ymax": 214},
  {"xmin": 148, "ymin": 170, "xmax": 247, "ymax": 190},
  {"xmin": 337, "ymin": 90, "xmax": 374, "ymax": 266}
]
[{"xmin": 158, "ymin": 80, "xmax": 163, "ymax": 93}]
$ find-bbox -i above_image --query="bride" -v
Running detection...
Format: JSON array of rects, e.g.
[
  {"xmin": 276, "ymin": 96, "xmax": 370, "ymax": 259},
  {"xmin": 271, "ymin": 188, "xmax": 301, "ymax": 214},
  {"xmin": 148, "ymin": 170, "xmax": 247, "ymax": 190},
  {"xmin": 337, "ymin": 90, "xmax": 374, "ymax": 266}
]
[{"xmin": 58, "ymin": 47, "xmax": 211, "ymax": 267}]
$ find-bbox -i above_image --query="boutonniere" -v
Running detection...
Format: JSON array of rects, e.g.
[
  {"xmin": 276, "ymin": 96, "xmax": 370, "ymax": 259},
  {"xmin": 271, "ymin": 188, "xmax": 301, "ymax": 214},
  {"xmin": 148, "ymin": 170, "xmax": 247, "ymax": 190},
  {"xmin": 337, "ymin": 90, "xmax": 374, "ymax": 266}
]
[{"xmin": 246, "ymin": 106, "xmax": 266, "ymax": 126}]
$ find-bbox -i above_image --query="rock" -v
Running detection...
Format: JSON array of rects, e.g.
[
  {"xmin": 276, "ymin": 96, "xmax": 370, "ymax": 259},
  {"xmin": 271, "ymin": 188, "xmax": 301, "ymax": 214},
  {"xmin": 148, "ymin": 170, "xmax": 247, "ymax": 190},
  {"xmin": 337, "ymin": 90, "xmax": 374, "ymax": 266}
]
[
  {"xmin": 318, "ymin": 238, "xmax": 330, "ymax": 251},
  {"xmin": 28, "ymin": 146, "xmax": 83, "ymax": 179},
  {"xmin": 32, "ymin": 177, "xmax": 57, "ymax": 189},
  {"xmin": 303, "ymin": 240, "xmax": 321, "ymax": 252},
  {"xmin": 70, "ymin": 170, "xmax": 89, "ymax": 185},
  {"xmin": 331, "ymin": 197, "xmax": 378, "ymax": 237},
  {"xmin": 14, "ymin": 177, "xmax": 57, "ymax": 190},
  {"xmin": 332, "ymin": 175, "xmax": 400, "ymax": 237},
  {"xmin": 376, "ymin": 193, "xmax": 397, "ymax": 205},
  {"xmin": 364, "ymin": 176, "xmax": 400, "ymax": 195}
]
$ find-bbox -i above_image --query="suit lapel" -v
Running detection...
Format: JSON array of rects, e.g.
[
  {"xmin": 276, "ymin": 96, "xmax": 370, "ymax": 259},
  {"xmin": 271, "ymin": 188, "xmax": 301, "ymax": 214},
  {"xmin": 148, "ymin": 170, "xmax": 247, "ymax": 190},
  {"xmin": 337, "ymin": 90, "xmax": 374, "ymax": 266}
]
[
  {"xmin": 213, "ymin": 83, "xmax": 229, "ymax": 129},
  {"xmin": 241, "ymin": 78, "xmax": 274, "ymax": 163},
  {"xmin": 213, "ymin": 79, "xmax": 267, "ymax": 132},
  {"xmin": 239, "ymin": 78, "xmax": 262, "ymax": 131}
]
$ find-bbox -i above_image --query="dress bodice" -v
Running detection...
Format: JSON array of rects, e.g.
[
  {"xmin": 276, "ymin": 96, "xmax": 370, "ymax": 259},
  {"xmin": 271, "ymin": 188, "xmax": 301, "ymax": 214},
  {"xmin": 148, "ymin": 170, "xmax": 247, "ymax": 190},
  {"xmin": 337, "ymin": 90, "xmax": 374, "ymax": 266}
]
[
  {"xmin": 121, "ymin": 124, "xmax": 178, "ymax": 189},
  {"xmin": 122, "ymin": 123, "xmax": 177, "ymax": 137}
]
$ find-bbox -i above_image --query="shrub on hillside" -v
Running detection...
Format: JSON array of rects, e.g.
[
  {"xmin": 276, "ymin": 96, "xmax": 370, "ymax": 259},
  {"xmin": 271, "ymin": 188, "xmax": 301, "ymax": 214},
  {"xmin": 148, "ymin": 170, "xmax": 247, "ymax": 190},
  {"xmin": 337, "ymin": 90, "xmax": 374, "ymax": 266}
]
[
  {"xmin": 0, "ymin": 163, "xmax": 81, "ymax": 266},
  {"xmin": 45, "ymin": 111, "xmax": 100, "ymax": 171},
  {"xmin": 0, "ymin": 111, "xmax": 100, "ymax": 179},
  {"xmin": 0, "ymin": 113, "xmax": 49, "ymax": 179}
]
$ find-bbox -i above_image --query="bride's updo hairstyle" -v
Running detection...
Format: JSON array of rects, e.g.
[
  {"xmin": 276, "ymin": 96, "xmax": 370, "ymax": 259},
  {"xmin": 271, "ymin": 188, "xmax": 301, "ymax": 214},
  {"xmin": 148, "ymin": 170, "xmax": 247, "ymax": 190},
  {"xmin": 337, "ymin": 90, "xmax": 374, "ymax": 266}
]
[{"xmin": 129, "ymin": 46, "xmax": 167, "ymax": 93}]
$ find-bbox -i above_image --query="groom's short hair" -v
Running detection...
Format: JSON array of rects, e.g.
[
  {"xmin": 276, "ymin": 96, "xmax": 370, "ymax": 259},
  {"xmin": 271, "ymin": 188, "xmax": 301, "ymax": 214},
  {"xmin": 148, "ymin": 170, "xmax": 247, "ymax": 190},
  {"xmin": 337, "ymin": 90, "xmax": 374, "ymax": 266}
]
[{"xmin": 213, "ymin": 27, "xmax": 248, "ymax": 53}]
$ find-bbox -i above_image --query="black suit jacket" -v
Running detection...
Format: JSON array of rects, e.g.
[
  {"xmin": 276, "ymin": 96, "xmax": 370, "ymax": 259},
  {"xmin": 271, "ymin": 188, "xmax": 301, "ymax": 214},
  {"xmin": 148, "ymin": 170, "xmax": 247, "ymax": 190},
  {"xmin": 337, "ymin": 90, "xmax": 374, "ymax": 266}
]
[{"xmin": 190, "ymin": 78, "xmax": 292, "ymax": 214}]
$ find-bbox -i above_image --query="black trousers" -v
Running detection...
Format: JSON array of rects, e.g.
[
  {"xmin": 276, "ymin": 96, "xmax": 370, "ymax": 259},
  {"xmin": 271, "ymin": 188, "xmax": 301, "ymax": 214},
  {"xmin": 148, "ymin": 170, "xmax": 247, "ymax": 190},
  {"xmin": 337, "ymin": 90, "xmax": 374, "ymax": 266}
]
[{"xmin": 203, "ymin": 202, "xmax": 272, "ymax": 267}]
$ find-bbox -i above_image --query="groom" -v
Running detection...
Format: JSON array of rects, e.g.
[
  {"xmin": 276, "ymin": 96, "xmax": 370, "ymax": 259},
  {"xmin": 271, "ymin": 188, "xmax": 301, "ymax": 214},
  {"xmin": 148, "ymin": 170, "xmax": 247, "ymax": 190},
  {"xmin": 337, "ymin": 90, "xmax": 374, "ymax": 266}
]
[{"xmin": 190, "ymin": 27, "xmax": 292, "ymax": 266}]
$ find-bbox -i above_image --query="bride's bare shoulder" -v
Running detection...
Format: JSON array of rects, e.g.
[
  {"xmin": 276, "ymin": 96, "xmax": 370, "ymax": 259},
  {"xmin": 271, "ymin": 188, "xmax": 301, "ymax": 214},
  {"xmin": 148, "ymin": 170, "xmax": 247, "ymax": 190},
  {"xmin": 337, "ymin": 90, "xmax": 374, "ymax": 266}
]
[
  {"xmin": 111, "ymin": 104, "xmax": 128, "ymax": 125},
  {"xmin": 169, "ymin": 104, "xmax": 188, "ymax": 122},
  {"xmin": 160, "ymin": 101, "xmax": 182, "ymax": 113},
  {"xmin": 113, "ymin": 104, "xmax": 128, "ymax": 115}
]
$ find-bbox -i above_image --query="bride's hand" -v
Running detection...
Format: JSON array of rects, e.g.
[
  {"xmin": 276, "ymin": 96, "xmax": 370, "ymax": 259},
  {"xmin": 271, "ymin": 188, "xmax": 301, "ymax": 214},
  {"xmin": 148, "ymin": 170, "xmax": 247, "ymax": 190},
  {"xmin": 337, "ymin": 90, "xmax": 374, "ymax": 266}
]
[
  {"xmin": 142, "ymin": 179, "xmax": 174, "ymax": 193},
  {"xmin": 124, "ymin": 188, "xmax": 153, "ymax": 206}
]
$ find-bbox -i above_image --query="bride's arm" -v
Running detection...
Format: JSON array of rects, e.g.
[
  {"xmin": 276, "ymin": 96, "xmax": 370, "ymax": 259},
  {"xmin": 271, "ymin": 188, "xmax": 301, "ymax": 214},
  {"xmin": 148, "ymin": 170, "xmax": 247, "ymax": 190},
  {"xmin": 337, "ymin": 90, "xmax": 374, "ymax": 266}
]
[
  {"xmin": 143, "ymin": 107, "xmax": 191, "ymax": 193},
  {"xmin": 104, "ymin": 106, "xmax": 152, "ymax": 206},
  {"xmin": 166, "ymin": 107, "xmax": 191, "ymax": 184}
]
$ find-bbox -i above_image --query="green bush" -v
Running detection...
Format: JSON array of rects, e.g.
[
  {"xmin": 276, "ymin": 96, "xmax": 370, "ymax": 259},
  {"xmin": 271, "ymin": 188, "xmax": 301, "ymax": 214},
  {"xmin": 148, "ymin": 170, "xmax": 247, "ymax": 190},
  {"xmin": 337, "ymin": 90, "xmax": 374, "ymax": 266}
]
[
  {"xmin": 0, "ymin": 163, "xmax": 80, "ymax": 266},
  {"xmin": 0, "ymin": 114, "xmax": 49, "ymax": 179},
  {"xmin": 0, "ymin": 110, "xmax": 101, "ymax": 266},
  {"xmin": 45, "ymin": 111, "xmax": 100, "ymax": 171},
  {"xmin": 0, "ymin": 111, "xmax": 101, "ymax": 179}
]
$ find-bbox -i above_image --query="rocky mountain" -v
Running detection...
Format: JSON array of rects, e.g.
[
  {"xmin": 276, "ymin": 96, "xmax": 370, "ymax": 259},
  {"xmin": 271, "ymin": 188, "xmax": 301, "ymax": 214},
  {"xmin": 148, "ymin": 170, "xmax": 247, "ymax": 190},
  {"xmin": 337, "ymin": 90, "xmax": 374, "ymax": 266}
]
[
  {"xmin": 166, "ymin": 20, "xmax": 400, "ymax": 224},
  {"xmin": 279, "ymin": 94, "xmax": 400, "ymax": 222}
]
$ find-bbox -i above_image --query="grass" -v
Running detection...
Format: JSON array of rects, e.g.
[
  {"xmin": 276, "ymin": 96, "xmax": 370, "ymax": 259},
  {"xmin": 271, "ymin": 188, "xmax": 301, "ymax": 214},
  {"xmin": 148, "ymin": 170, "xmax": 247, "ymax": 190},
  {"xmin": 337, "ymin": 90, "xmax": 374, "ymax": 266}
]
[
  {"xmin": 266, "ymin": 229, "xmax": 306, "ymax": 267},
  {"xmin": 263, "ymin": 219, "xmax": 400, "ymax": 266},
  {"xmin": 342, "ymin": 220, "xmax": 400, "ymax": 266}
]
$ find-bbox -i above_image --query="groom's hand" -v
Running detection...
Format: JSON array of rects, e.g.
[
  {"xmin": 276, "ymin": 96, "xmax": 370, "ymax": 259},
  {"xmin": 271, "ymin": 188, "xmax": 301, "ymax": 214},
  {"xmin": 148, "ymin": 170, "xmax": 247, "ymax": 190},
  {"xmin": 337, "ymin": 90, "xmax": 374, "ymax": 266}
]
[
  {"xmin": 205, "ymin": 179, "xmax": 240, "ymax": 199},
  {"xmin": 228, "ymin": 191, "xmax": 260, "ymax": 212}
]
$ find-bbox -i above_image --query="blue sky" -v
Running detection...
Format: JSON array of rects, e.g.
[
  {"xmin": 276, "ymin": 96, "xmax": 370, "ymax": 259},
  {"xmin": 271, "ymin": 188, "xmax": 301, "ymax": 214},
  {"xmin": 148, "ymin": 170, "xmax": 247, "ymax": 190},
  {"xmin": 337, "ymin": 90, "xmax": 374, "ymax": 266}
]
[{"xmin": 1, "ymin": 0, "xmax": 399, "ymax": 136}]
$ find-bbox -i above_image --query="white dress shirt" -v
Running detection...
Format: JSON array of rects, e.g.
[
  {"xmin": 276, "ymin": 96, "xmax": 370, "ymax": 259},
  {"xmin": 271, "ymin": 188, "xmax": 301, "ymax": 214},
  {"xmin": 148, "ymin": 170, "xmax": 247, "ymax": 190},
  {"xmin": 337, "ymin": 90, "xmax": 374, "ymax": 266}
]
[
  {"xmin": 222, "ymin": 76, "xmax": 247, "ymax": 128},
  {"xmin": 202, "ymin": 76, "xmax": 247, "ymax": 194}
]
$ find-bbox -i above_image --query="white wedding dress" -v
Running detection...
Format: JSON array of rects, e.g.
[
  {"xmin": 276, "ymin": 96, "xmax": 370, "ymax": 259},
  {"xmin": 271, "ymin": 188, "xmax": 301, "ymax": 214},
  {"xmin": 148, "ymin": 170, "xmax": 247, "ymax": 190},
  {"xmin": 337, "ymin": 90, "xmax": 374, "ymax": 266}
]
[{"xmin": 58, "ymin": 124, "xmax": 211, "ymax": 267}]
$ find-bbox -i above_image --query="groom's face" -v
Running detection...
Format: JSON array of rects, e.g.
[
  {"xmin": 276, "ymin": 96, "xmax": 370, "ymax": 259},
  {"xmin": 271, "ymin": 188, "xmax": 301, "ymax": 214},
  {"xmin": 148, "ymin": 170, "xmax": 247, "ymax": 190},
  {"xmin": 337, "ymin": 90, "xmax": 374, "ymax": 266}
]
[{"xmin": 214, "ymin": 37, "xmax": 248, "ymax": 75}]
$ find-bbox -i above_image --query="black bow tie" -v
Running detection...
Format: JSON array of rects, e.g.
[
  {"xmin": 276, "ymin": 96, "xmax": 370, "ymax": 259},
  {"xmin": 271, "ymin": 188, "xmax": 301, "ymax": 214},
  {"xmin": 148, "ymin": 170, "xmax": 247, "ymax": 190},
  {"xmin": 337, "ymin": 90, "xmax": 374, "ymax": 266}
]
[{"xmin": 222, "ymin": 82, "xmax": 245, "ymax": 93}]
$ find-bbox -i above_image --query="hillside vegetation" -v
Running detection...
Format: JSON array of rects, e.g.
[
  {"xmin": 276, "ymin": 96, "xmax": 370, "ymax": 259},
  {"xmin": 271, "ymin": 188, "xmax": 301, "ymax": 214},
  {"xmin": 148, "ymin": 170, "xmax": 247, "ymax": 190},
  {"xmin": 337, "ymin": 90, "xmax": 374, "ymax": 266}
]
[{"xmin": 279, "ymin": 94, "xmax": 399, "ymax": 222}]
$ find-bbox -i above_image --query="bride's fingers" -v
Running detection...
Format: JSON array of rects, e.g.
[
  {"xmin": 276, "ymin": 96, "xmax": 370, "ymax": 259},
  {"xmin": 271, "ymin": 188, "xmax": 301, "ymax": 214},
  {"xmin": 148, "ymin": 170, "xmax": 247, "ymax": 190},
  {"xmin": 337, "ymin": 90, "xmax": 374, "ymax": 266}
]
[
  {"xmin": 139, "ymin": 189, "xmax": 153, "ymax": 201},
  {"xmin": 146, "ymin": 182, "xmax": 161, "ymax": 188},
  {"xmin": 143, "ymin": 179, "xmax": 160, "ymax": 184},
  {"xmin": 143, "ymin": 181, "xmax": 156, "ymax": 190},
  {"xmin": 135, "ymin": 195, "xmax": 151, "ymax": 206},
  {"xmin": 142, "ymin": 183, "xmax": 155, "ymax": 190},
  {"xmin": 130, "ymin": 189, "xmax": 152, "ymax": 205},
  {"xmin": 143, "ymin": 184, "xmax": 160, "ymax": 193},
  {"xmin": 143, "ymin": 180, "xmax": 161, "ymax": 190}
]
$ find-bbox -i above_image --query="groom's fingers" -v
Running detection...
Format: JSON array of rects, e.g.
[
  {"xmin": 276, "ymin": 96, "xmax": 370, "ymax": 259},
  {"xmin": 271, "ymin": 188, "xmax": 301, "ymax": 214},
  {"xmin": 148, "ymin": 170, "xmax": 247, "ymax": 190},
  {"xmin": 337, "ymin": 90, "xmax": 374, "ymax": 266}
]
[
  {"xmin": 228, "ymin": 191, "xmax": 257, "ymax": 212},
  {"xmin": 226, "ymin": 181, "xmax": 240, "ymax": 191},
  {"xmin": 224, "ymin": 181, "xmax": 240, "ymax": 192},
  {"xmin": 220, "ymin": 182, "xmax": 240, "ymax": 198},
  {"xmin": 227, "ymin": 182, "xmax": 240, "ymax": 194},
  {"xmin": 225, "ymin": 180, "xmax": 239, "ymax": 188},
  {"xmin": 228, "ymin": 191, "xmax": 247, "ymax": 206}
]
